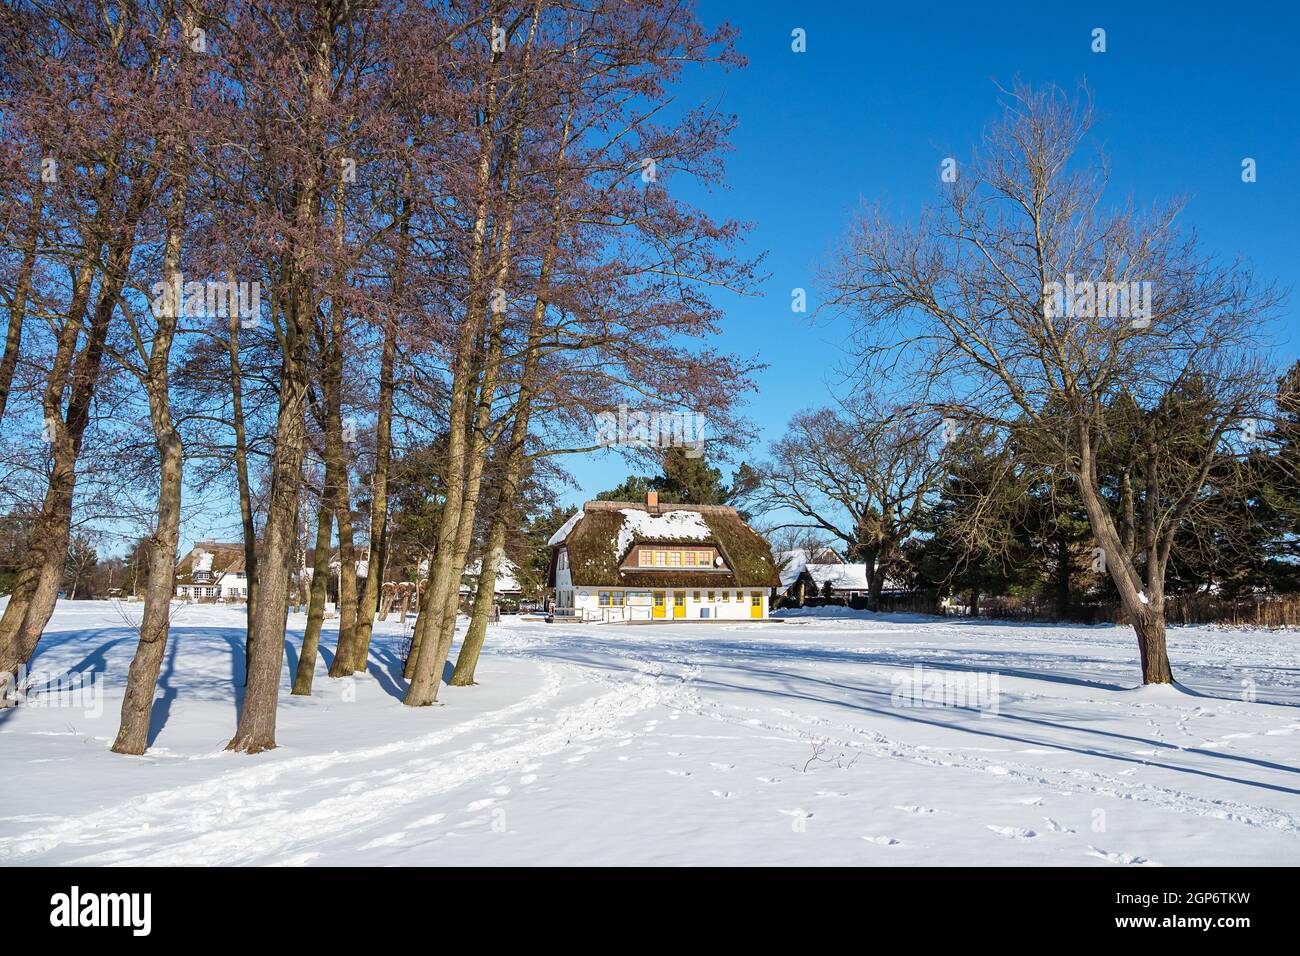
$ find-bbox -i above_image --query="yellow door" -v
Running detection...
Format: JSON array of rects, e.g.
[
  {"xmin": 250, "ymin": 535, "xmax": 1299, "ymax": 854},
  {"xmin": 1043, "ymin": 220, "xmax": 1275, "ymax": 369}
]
[
  {"xmin": 750, "ymin": 591, "xmax": 763, "ymax": 619},
  {"xmin": 673, "ymin": 591, "xmax": 686, "ymax": 618},
  {"xmin": 652, "ymin": 591, "xmax": 666, "ymax": 619}
]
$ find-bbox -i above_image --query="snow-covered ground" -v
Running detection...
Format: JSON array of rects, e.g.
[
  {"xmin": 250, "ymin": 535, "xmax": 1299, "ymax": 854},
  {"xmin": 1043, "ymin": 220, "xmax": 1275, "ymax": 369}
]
[{"xmin": 2, "ymin": 599, "xmax": 1299, "ymax": 866}]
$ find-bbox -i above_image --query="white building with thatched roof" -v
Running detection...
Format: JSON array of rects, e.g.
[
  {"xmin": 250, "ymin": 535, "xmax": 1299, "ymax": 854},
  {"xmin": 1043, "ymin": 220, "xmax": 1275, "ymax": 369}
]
[
  {"xmin": 174, "ymin": 542, "xmax": 249, "ymax": 601},
  {"xmin": 547, "ymin": 492, "xmax": 780, "ymax": 622}
]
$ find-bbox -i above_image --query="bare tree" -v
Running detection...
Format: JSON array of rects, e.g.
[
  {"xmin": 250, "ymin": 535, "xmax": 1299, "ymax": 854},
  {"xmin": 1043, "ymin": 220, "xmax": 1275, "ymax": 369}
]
[
  {"xmin": 748, "ymin": 398, "xmax": 947, "ymax": 609},
  {"xmin": 823, "ymin": 83, "xmax": 1280, "ymax": 683}
]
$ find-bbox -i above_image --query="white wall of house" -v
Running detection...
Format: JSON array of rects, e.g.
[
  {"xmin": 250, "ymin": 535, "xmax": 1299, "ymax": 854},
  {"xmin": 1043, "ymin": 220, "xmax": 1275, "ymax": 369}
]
[
  {"xmin": 176, "ymin": 571, "xmax": 248, "ymax": 601},
  {"xmin": 176, "ymin": 584, "xmax": 221, "ymax": 600},
  {"xmin": 220, "ymin": 571, "xmax": 249, "ymax": 600},
  {"xmin": 553, "ymin": 584, "xmax": 767, "ymax": 622}
]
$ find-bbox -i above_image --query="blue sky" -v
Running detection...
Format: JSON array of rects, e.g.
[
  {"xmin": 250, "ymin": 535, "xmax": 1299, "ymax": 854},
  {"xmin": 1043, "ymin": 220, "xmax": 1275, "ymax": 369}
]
[
  {"xmin": 562, "ymin": 0, "xmax": 1300, "ymax": 506},
  {"xmin": 169, "ymin": 2, "xmax": 1299, "ymax": 550}
]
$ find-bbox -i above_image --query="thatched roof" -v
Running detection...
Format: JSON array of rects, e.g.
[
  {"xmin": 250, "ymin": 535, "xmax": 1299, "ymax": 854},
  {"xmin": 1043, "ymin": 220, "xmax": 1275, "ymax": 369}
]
[
  {"xmin": 175, "ymin": 541, "xmax": 245, "ymax": 586},
  {"xmin": 549, "ymin": 500, "xmax": 780, "ymax": 589}
]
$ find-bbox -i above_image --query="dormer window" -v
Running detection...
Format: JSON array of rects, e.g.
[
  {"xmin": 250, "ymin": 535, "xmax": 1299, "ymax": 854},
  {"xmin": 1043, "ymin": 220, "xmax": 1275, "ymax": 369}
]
[{"xmin": 630, "ymin": 545, "xmax": 720, "ymax": 570}]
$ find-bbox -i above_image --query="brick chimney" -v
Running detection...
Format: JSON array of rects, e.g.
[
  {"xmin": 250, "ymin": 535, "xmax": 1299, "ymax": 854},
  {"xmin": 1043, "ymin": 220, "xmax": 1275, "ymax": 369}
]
[{"xmin": 646, "ymin": 490, "xmax": 658, "ymax": 513}]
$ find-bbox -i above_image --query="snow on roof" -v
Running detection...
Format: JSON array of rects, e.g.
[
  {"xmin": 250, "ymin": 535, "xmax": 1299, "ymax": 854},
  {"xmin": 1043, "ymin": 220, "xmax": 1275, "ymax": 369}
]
[
  {"xmin": 548, "ymin": 509, "xmax": 584, "ymax": 547},
  {"xmin": 806, "ymin": 562, "xmax": 871, "ymax": 591},
  {"xmin": 615, "ymin": 507, "xmax": 712, "ymax": 558},
  {"xmin": 776, "ymin": 549, "xmax": 811, "ymax": 587},
  {"xmin": 194, "ymin": 550, "xmax": 214, "ymax": 573},
  {"xmin": 795, "ymin": 562, "xmax": 909, "ymax": 593},
  {"xmin": 463, "ymin": 555, "xmax": 521, "ymax": 593}
]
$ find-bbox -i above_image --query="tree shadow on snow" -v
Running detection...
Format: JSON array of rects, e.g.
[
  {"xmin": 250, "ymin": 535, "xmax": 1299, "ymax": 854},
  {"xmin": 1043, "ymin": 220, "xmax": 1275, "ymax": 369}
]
[
  {"xmin": 146, "ymin": 629, "xmax": 183, "ymax": 747},
  {"xmin": 367, "ymin": 646, "xmax": 410, "ymax": 702},
  {"xmin": 518, "ymin": 634, "xmax": 1300, "ymax": 799}
]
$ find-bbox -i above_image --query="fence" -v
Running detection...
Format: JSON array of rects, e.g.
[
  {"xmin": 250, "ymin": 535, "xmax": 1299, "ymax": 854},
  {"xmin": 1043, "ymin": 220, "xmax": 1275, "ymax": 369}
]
[
  {"xmin": 776, "ymin": 591, "xmax": 1300, "ymax": 628},
  {"xmin": 970, "ymin": 593, "xmax": 1300, "ymax": 628}
]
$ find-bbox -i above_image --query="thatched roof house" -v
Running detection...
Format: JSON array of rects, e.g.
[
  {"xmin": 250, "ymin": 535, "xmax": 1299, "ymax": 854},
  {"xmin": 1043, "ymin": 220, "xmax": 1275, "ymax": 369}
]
[
  {"xmin": 547, "ymin": 492, "xmax": 779, "ymax": 622},
  {"xmin": 175, "ymin": 541, "xmax": 249, "ymax": 601}
]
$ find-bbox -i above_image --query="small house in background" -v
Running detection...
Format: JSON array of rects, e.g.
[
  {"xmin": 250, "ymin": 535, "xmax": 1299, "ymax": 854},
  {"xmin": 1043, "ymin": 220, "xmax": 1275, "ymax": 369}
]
[
  {"xmin": 776, "ymin": 547, "xmax": 909, "ymax": 604},
  {"xmin": 460, "ymin": 555, "xmax": 524, "ymax": 608},
  {"xmin": 547, "ymin": 492, "xmax": 780, "ymax": 622},
  {"xmin": 174, "ymin": 542, "xmax": 249, "ymax": 601}
]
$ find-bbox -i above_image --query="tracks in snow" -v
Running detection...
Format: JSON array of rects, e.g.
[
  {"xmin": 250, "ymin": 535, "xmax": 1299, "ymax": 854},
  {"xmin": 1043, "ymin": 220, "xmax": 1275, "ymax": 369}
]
[{"xmin": 1, "ymin": 662, "xmax": 682, "ymax": 865}]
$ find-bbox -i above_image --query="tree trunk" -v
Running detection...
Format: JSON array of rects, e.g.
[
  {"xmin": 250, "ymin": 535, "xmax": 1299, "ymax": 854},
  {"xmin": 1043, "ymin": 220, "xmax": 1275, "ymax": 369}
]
[
  {"xmin": 452, "ymin": 94, "xmax": 572, "ymax": 687},
  {"xmin": 113, "ymin": 109, "xmax": 190, "ymax": 754},
  {"xmin": 1076, "ymin": 431, "xmax": 1175, "ymax": 684},
  {"xmin": 404, "ymin": 33, "xmax": 504, "ymax": 705},
  {"xmin": 293, "ymin": 471, "xmax": 335, "ymax": 696},
  {"xmin": 112, "ymin": 425, "xmax": 182, "ymax": 753},
  {"xmin": 227, "ymin": 312, "xmax": 309, "ymax": 751},
  {"xmin": 337, "ymin": 298, "xmax": 398, "ymax": 675},
  {"xmin": 1133, "ymin": 610, "xmax": 1173, "ymax": 684},
  {"xmin": 451, "ymin": 521, "xmax": 506, "ymax": 685},
  {"xmin": 1053, "ymin": 536, "xmax": 1072, "ymax": 619},
  {"xmin": 867, "ymin": 564, "xmax": 885, "ymax": 611},
  {"xmin": 334, "ymin": 484, "xmax": 359, "ymax": 661},
  {"xmin": 403, "ymin": 565, "xmax": 438, "ymax": 680},
  {"xmin": 410, "ymin": 9, "xmax": 541, "ymax": 700},
  {"xmin": 227, "ymin": 301, "xmax": 258, "ymax": 682},
  {"xmin": 0, "ymin": 180, "xmax": 142, "ymax": 674},
  {"xmin": 0, "ymin": 179, "xmax": 42, "ymax": 424}
]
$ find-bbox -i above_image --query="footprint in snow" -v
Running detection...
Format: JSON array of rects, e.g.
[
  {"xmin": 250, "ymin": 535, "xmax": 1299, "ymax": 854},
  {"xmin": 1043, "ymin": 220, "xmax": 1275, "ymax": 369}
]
[
  {"xmin": 894, "ymin": 805, "xmax": 937, "ymax": 815},
  {"xmin": 666, "ymin": 769, "xmax": 692, "ymax": 777},
  {"xmin": 756, "ymin": 776, "xmax": 781, "ymax": 784},
  {"xmin": 779, "ymin": 808, "xmax": 813, "ymax": 820},
  {"xmin": 1016, "ymin": 797, "xmax": 1044, "ymax": 806},
  {"xmin": 861, "ymin": 836, "xmax": 900, "ymax": 846},
  {"xmin": 1087, "ymin": 846, "xmax": 1159, "ymax": 866},
  {"xmin": 466, "ymin": 798, "xmax": 496, "ymax": 811},
  {"xmin": 815, "ymin": 790, "xmax": 848, "ymax": 798},
  {"xmin": 987, "ymin": 825, "xmax": 1037, "ymax": 839},
  {"xmin": 710, "ymin": 762, "xmax": 735, "ymax": 771},
  {"xmin": 519, "ymin": 774, "xmax": 538, "ymax": 785},
  {"xmin": 710, "ymin": 790, "xmax": 734, "ymax": 799},
  {"xmin": 359, "ymin": 832, "xmax": 405, "ymax": 850},
  {"xmin": 493, "ymin": 785, "xmax": 511, "ymax": 795},
  {"xmin": 404, "ymin": 812, "xmax": 446, "ymax": 830},
  {"xmin": 1043, "ymin": 817, "xmax": 1076, "ymax": 834}
]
